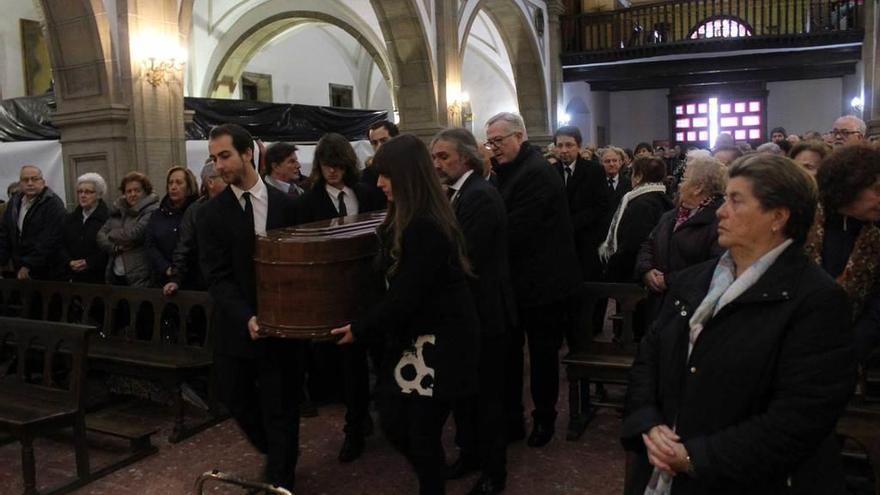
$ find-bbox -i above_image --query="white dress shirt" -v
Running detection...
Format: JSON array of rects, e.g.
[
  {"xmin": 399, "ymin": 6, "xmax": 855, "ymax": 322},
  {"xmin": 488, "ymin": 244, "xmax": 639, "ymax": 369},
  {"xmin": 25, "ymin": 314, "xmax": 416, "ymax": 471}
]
[
  {"xmin": 448, "ymin": 169, "xmax": 474, "ymax": 204},
  {"xmin": 231, "ymin": 174, "xmax": 269, "ymax": 236},
  {"xmin": 562, "ymin": 160, "xmax": 576, "ymax": 185},
  {"xmin": 325, "ymin": 183, "xmax": 358, "ymax": 216},
  {"xmin": 17, "ymin": 196, "xmax": 33, "ymax": 231}
]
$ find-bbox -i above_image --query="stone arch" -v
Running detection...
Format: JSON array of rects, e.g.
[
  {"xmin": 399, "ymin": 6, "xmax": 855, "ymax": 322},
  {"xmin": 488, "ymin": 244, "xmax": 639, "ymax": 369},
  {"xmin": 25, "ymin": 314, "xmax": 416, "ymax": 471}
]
[
  {"xmin": 204, "ymin": 11, "xmax": 395, "ymax": 109},
  {"xmin": 460, "ymin": 0, "xmax": 550, "ymax": 139},
  {"xmin": 39, "ymin": 0, "xmax": 117, "ymax": 107},
  {"xmin": 369, "ymin": 0, "xmax": 439, "ymax": 133}
]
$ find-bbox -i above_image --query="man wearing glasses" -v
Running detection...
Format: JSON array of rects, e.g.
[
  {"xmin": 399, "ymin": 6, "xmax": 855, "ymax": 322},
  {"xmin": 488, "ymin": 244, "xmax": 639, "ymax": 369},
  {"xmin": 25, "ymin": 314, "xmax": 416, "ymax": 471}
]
[
  {"xmin": 0, "ymin": 165, "xmax": 66, "ymax": 280},
  {"xmin": 831, "ymin": 115, "xmax": 866, "ymax": 147},
  {"xmin": 485, "ymin": 112, "xmax": 580, "ymax": 448}
]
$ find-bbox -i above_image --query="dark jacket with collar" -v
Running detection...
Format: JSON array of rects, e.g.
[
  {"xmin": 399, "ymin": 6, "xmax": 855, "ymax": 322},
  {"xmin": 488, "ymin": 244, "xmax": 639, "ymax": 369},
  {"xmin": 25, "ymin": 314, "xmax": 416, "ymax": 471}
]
[
  {"xmin": 604, "ymin": 190, "xmax": 673, "ymax": 282},
  {"xmin": 295, "ymin": 182, "xmax": 385, "ymax": 225},
  {"xmin": 62, "ymin": 199, "xmax": 110, "ymax": 283},
  {"xmin": 635, "ymin": 196, "xmax": 724, "ymax": 287},
  {"xmin": 555, "ymin": 156, "xmax": 611, "ymax": 281},
  {"xmin": 198, "ymin": 184, "xmax": 299, "ymax": 358},
  {"xmin": 452, "ymin": 171, "xmax": 517, "ymax": 336},
  {"xmin": 622, "ymin": 244, "xmax": 856, "ymax": 495},
  {"xmin": 96, "ymin": 194, "xmax": 160, "ymax": 287},
  {"xmin": 0, "ymin": 187, "xmax": 67, "ymax": 280},
  {"xmin": 169, "ymin": 196, "xmax": 206, "ymax": 290},
  {"xmin": 145, "ymin": 194, "xmax": 197, "ymax": 286},
  {"xmin": 352, "ymin": 217, "xmax": 480, "ymax": 401},
  {"xmin": 494, "ymin": 142, "xmax": 580, "ymax": 308}
]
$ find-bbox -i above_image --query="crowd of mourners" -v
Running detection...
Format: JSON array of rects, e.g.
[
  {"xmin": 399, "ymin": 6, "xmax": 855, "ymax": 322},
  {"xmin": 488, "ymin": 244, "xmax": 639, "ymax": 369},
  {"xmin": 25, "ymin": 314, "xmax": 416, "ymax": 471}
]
[{"xmin": 0, "ymin": 112, "xmax": 877, "ymax": 495}]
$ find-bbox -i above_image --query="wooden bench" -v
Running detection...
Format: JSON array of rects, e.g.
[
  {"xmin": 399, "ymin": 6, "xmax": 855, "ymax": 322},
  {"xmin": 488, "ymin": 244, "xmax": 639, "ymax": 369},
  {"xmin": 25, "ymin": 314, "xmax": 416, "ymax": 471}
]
[
  {"xmin": 563, "ymin": 282, "xmax": 647, "ymax": 441},
  {"xmin": 837, "ymin": 401, "xmax": 880, "ymax": 495},
  {"xmin": 0, "ymin": 279, "xmax": 220, "ymax": 443}
]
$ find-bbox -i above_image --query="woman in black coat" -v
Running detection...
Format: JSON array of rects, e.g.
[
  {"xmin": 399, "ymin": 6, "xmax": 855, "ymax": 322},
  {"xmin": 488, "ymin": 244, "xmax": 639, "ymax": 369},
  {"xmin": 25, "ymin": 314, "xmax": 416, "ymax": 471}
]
[
  {"xmin": 332, "ymin": 134, "xmax": 479, "ymax": 495},
  {"xmin": 144, "ymin": 166, "xmax": 198, "ymax": 287},
  {"xmin": 622, "ymin": 154, "xmax": 855, "ymax": 495},
  {"xmin": 600, "ymin": 156, "xmax": 673, "ymax": 283},
  {"xmin": 635, "ymin": 155, "xmax": 726, "ymax": 318},
  {"xmin": 295, "ymin": 132, "xmax": 385, "ymax": 225},
  {"xmin": 62, "ymin": 173, "xmax": 110, "ymax": 283}
]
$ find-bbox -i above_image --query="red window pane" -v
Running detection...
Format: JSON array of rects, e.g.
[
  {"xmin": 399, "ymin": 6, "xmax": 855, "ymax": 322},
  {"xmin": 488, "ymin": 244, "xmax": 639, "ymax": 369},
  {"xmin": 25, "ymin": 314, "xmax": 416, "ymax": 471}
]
[
  {"xmin": 698, "ymin": 131, "xmax": 708, "ymax": 141},
  {"xmin": 734, "ymin": 102, "xmax": 746, "ymax": 113},
  {"xmin": 686, "ymin": 104, "xmax": 696, "ymax": 115},
  {"xmin": 687, "ymin": 131, "xmax": 697, "ymax": 141},
  {"xmin": 720, "ymin": 117, "xmax": 738, "ymax": 127},
  {"xmin": 675, "ymin": 106, "xmax": 684, "ymax": 115},
  {"xmin": 676, "ymin": 118, "xmax": 690, "ymax": 128},
  {"xmin": 742, "ymin": 115, "xmax": 760, "ymax": 126},
  {"xmin": 692, "ymin": 117, "xmax": 708, "ymax": 127},
  {"xmin": 749, "ymin": 129, "xmax": 761, "ymax": 139},
  {"xmin": 734, "ymin": 129, "xmax": 746, "ymax": 140},
  {"xmin": 676, "ymin": 132, "xmax": 685, "ymax": 141},
  {"xmin": 749, "ymin": 101, "xmax": 761, "ymax": 112},
  {"xmin": 720, "ymin": 103, "xmax": 731, "ymax": 114},
  {"xmin": 698, "ymin": 103, "xmax": 708, "ymax": 114}
]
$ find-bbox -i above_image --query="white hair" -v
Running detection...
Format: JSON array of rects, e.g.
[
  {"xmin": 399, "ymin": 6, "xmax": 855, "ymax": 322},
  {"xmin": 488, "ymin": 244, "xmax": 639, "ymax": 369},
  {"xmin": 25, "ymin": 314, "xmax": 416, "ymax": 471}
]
[
  {"xmin": 836, "ymin": 115, "xmax": 867, "ymax": 135},
  {"xmin": 684, "ymin": 155, "xmax": 727, "ymax": 197},
  {"xmin": 756, "ymin": 142, "xmax": 783, "ymax": 155},
  {"xmin": 485, "ymin": 112, "xmax": 527, "ymax": 139},
  {"xmin": 685, "ymin": 149, "xmax": 711, "ymax": 163},
  {"xmin": 76, "ymin": 172, "xmax": 107, "ymax": 198}
]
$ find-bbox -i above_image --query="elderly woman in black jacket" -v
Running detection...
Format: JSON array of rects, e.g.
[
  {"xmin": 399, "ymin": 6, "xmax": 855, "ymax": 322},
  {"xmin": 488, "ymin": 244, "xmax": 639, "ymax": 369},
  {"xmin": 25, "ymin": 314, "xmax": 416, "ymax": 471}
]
[
  {"xmin": 332, "ymin": 134, "xmax": 479, "ymax": 495},
  {"xmin": 636, "ymin": 155, "xmax": 726, "ymax": 318},
  {"xmin": 623, "ymin": 154, "xmax": 855, "ymax": 495},
  {"xmin": 62, "ymin": 173, "xmax": 109, "ymax": 283}
]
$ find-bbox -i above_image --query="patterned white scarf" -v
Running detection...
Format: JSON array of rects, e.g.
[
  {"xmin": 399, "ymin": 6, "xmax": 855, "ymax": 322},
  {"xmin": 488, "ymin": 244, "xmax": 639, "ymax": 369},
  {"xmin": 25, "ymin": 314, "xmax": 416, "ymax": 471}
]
[
  {"xmin": 644, "ymin": 238, "xmax": 793, "ymax": 495},
  {"xmin": 599, "ymin": 182, "xmax": 668, "ymax": 262}
]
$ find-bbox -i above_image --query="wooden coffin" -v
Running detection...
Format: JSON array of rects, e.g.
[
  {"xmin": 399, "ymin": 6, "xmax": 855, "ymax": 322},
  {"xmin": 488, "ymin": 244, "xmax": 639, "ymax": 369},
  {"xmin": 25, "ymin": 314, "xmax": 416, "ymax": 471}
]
[{"xmin": 254, "ymin": 212, "xmax": 385, "ymax": 340}]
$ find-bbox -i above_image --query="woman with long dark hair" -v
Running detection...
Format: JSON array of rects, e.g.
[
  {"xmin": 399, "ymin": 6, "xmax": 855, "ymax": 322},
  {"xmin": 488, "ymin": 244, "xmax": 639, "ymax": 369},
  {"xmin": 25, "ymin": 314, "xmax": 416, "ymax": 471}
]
[{"xmin": 331, "ymin": 134, "xmax": 479, "ymax": 495}]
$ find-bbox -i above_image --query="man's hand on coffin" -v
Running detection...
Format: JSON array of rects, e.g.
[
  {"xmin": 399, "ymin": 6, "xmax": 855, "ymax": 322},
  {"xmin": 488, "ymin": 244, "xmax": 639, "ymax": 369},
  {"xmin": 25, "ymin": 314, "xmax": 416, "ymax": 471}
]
[
  {"xmin": 330, "ymin": 324, "xmax": 355, "ymax": 345},
  {"xmin": 248, "ymin": 316, "xmax": 266, "ymax": 340}
]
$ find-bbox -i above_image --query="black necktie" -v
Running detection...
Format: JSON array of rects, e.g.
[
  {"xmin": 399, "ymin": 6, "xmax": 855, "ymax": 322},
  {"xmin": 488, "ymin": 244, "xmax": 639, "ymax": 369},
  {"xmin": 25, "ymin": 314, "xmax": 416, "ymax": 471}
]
[
  {"xmin": 337, "ymin": 191, "xmax": 347, "ymax": 217},
  {"xmin": 446, "ymin": 187, "xmax": 456, "ymax": 202},
  {"xmin": 564, "ymin": 165, "xmax": 572, "ymax": 185},
  {"xmin": 607, "ymin": 177, "xmax": 615, "ymax": 191},
  {"xmin": 242, "ymin": 192, "xmax": 255, "ymax": 234}
]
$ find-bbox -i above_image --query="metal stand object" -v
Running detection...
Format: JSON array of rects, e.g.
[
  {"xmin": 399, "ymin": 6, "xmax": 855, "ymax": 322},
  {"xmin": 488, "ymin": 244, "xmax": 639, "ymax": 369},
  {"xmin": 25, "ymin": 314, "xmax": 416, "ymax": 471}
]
[{"xmin": 194, "ymin": 470, "xmax": 293, "ymax": 495}]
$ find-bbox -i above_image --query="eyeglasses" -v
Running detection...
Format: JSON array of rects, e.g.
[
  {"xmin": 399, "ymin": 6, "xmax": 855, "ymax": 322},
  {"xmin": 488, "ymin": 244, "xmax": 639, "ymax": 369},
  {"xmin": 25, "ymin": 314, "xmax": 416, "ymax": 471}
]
[
  {"xmin": 76, "ymin": 189, "xmax": 96, "ymax": 195},
  {"xmin": 831, "ymin": 129, "xmax": 863, "ymax": 137},
  {"xmin": 484, "ymin": 132, "xmax": 517, "ymax": 150},
  {"xmin": 19, "ymin": 176, "xmax": 43, "ymax": 183}
]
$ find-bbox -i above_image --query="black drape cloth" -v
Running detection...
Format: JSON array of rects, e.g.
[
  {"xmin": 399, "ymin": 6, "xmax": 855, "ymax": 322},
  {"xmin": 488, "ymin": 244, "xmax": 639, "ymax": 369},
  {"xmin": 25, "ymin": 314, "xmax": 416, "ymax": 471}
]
[{"xmin": 0, "ymin": 92, "xmax": 387, "ymax": 142}]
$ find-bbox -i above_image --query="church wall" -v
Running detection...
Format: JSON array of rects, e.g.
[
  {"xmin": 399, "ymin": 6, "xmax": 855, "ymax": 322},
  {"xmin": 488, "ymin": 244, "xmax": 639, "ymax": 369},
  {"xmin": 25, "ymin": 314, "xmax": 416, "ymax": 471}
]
[
  {"xmin": 609, "ymin": 88, "xmax": 669, "ymax": 148},
  {"xmin": 766, "ymin": 78, "xmax": 843, "ymax": 136},
  {"xmin": 0, "ymin": 2, "xmax": 42, "ymax": 99}
]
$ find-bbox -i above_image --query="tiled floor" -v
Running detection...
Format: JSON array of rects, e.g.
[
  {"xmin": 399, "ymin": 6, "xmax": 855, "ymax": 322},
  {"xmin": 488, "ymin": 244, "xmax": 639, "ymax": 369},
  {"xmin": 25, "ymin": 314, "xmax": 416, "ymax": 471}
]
[{"xmin": 0, "ymin": 382, "xmax": 626, "ymax": 495}]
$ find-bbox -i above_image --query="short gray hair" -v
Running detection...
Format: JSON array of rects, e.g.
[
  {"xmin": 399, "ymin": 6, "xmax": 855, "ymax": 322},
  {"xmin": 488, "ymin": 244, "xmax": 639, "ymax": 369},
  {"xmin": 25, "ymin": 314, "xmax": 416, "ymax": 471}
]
[
  {"xmin": 756, "ymin": 142, "xmax": 784, "ymax": 155},
  {"xmin": 600, "ymin": 146, "xmax": 626, "ymax": 162},
  {"xmin": 683, "ymin": 155, "xmax": 727, "ymax": 197},
  {"xmin": 485, "ymin": 112, "xmax": 527, "ymax": 139},
  {"xmin": 836, "ymin": 115, "xmax": 867, "ymax": 135},
  {"xmin": 76, "ymin": 172, "xmax": 107, "ymax": 197},
  {"xmin": 431, "ymin": 128, "xmax": 485, "ymax": 177},
  {"xmin": 200, "ymin": 162, "xmax": 217, "ymax": 184}
]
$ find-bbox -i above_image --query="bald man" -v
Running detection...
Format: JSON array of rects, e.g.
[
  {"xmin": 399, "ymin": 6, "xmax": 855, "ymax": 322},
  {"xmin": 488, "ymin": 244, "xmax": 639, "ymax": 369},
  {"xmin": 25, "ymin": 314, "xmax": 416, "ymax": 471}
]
[{"xmin": 0, "ymin": 165, "xmax": 66, "ymax": 280}]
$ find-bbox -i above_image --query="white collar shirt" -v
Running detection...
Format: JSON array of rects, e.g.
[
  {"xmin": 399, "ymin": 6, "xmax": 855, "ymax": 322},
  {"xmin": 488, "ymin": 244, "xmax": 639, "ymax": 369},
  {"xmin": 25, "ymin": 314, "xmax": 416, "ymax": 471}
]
[
  {"xmin": 325, "ymin": 183, "xmax": 358, "ymax": 216},
  {"xmin": 230, "ymin": 174, "xmax": 269, "ymax": 236},
  {"xmin": 448, "ymin": 169, "xmax": 474, "ymax": 204}
]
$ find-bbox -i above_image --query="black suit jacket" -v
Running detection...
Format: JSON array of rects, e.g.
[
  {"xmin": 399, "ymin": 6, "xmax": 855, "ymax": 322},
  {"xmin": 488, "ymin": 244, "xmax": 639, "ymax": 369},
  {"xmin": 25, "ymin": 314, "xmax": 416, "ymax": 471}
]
[
  {"xmin": 295, "ymin": 182, "xmax": 384, "ymax": 224},
  {"xmin": 452, "ymin": 172, "xmax": 516, "ymax": 336},
  {"xmin": 556, "ymin": 157, "xmax": 611, "ymax": 281},
  {"xmin": 608, "ymin": 173, "xmax": 632, "ymax": 211},
  {"xmin": 494, "ymin": 143, "xmax": 580, "ymax": 308},
  {"xmin": 198, "ymin": 184, "xmax": 298, "ymax": 358}
]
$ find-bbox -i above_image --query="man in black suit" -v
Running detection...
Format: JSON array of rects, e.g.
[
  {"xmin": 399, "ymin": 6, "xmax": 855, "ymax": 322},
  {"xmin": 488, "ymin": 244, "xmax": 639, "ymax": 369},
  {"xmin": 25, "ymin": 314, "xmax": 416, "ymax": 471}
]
[
  {"xmin": 431, "ymin": 128, "xmax": 516, "ymax": 495},
  {"xmin": 360, "ymin": 120, "xmax": 398, "ymax": 207},
  {"xmin": 198, "ymin": 124, "xmax": 303, "ymax": 490},
  {"xmin": 485, "ymin": 112, "xmax": 581, "ymax": 448},
  {"xmin": 602, "ymin": 146, "xmax": 631, "ymax": 213}
]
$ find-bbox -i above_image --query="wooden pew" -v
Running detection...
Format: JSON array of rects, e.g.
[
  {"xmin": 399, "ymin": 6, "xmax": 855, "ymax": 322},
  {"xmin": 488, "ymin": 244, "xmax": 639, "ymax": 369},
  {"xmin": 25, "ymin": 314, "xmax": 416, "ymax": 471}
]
[
  {"xmin": 562, "ymin": 282, "xmax": 647, "ymax": 441},
  {"xmin": 0, "ymin": 279, "xmax": 220, "ymax": 443}
]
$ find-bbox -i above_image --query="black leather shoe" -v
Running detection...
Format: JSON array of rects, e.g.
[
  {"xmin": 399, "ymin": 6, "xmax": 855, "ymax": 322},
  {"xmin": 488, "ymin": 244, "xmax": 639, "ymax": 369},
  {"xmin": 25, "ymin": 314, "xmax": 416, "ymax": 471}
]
[
  {"xmin": 338, "ymin": 435, "xmax": 364, "ymax": 463},
  {"xmin": 527, "ymin": 423, "xmax": 554, "ymax": 447},
  {"xmin": 446, "ymin": 455, "xmax": 480, "ymax": 480},
  {"xmin": 467, "ymin": 475, "xmax": 506, "ymax": 495},
  {"xmin": 506, "ymin": 421, "xmax": 526, "ymax": 444}
]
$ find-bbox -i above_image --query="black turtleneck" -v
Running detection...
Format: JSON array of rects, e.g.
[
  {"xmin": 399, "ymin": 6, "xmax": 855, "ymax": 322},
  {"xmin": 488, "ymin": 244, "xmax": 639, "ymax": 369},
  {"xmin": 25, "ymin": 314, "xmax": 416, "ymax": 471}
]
[{"xmin": 822, "ymin": 210, "xmax": 864, "ymax": 278}]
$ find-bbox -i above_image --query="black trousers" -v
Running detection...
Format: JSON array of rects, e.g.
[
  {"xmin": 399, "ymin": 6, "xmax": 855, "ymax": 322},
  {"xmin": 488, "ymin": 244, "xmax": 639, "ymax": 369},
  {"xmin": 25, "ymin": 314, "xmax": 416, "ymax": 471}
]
[
  {"xmin": 505, "ymin": 299, "xmax": 570, "ymax": 427},
  {"xmin": 342, "ymin": 342, "xmax": 372, "ymax": 436},
  {"xmin": 380, "ymin": 396, "xmax": 451, "ymax": 495},
  {"xmin": 215, "ymin": 341, "xmax": 304, "ymax": 489},
  {"xmin": 453, "ymin": 333, "xmax": 508, "ymax": 480}
]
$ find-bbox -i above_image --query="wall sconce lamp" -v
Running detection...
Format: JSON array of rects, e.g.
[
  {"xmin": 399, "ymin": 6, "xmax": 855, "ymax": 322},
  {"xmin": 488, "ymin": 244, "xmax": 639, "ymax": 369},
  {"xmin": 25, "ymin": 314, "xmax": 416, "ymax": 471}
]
[
  {"xmin": 851, "ymin": 96, "xmax": 864, "ymax": 113},
  {"xmin": 448, "ymin": 91, "xmax": 473, "ymax": 130},
  {"xmin": 132, "ymin": 31, "xmax": 187, "ymax": 87}
]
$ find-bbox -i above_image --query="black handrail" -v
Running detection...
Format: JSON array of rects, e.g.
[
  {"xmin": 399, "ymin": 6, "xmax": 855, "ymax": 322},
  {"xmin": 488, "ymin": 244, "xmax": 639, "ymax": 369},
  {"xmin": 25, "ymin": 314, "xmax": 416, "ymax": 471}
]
[{"xmin": 562, "ymin": 0, "xmax": 863, "ymax": 54}]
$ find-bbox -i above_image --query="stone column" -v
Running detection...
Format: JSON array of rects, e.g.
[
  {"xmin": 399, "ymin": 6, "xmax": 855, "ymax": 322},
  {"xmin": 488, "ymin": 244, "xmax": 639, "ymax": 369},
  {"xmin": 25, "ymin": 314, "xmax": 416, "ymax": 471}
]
[
  {"xmin": 862, "ymin": 0, "xmax": 880, "ymax": 139},
  {"xmin": 547, "ymin": 0, "xmax": 566, "ymax": 136},
  {"xmin": 436, "ymin": 0, "xmax": 461, "ymax": 129}
]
